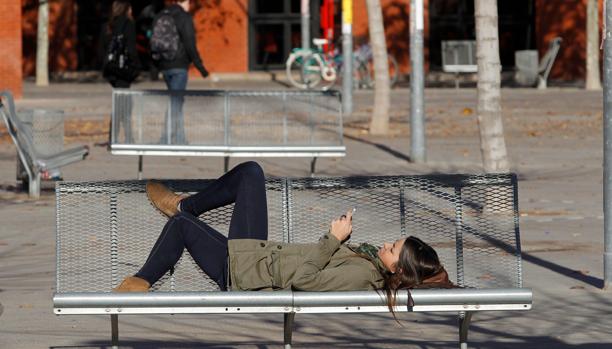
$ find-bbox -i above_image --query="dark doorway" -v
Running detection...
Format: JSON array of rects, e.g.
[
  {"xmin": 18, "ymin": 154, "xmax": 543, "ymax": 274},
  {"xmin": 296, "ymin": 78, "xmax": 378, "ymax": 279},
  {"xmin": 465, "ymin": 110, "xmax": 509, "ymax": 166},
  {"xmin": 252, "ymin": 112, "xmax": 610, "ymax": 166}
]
[
  {"xmin": 249, "ymin": 0, "xmax": 320, "ymax": 71},
  {"xmin": 428, "ymin": 0, "xmax": 536, "ymax": 70}
]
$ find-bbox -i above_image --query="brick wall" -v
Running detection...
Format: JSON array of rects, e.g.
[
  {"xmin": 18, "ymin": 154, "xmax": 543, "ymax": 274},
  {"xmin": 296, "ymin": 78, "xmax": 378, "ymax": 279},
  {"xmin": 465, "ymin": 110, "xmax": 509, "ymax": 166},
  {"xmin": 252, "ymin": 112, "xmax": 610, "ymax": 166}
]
[
  {"xmin": 530, "ymin": 0, "xmax": 600, "ymax": 82},
  {"xmin": 191, "ymin": 0, "xmax": 248, "ymax": 76},
  {"xmin": 0, "ymin": 0, "xmax": 23, "ymax": 98},
  {"xmin": 535, "ymin": 0, "xmax": 587, "ymax": 81},
  {"xmin": 353, "ymin": 0, "xmax": 429, "ymax": 74}
]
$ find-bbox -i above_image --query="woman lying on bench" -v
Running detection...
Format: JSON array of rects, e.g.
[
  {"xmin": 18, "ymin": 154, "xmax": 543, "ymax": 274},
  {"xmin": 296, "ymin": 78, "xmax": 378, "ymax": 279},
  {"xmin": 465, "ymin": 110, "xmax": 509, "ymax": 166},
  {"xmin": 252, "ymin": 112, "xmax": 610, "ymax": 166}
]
[{"xmin": 114, "ymin": 161, "xmax": 453, "ymax": 305}]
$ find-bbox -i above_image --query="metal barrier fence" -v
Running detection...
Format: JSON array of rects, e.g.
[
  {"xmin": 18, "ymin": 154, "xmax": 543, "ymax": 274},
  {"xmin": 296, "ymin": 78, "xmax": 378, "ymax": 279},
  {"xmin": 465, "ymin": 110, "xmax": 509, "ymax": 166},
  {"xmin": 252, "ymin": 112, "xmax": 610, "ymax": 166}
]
[
  {"xmin": 111, "ymin": 90, "xmax": 345, "ymax": 177},
  {"xmin": 56, "ymin": 174, "xmax": 522, "ymax": 294}
]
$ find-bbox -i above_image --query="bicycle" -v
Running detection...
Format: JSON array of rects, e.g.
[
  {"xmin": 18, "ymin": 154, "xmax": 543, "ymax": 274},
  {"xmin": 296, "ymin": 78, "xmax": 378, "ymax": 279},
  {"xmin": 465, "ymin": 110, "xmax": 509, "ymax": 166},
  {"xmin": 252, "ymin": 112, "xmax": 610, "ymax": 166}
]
[
  {"xmin": 285, "ymin": 39, "xmax": 399, "ymax": 90},
  {"xmin": 285, "ymin": 38, "xmax": 338, "ymax": 91},
  {"xmin": 353, "ymin": 43, "xmax": 399, "ymax": 89}
]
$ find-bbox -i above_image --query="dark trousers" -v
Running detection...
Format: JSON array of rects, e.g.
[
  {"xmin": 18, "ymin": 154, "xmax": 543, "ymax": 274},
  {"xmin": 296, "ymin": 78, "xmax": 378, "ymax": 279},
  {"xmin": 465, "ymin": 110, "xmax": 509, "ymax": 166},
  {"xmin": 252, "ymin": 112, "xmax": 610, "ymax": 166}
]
[
  {"xmin": 136, "ymin": 161, "xmax": 268, "ymax": 290},
  {"xmin": 161, "ymin": 68, "xmax": 188, "ymax": 144}
]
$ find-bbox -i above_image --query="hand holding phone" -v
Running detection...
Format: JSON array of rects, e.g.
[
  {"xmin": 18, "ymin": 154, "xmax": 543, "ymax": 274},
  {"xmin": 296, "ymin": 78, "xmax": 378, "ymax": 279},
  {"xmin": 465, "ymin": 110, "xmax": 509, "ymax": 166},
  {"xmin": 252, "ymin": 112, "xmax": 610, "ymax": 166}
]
[{"xmin": 330, "ymin": 209, "xmax": 354, "ymax": 242}]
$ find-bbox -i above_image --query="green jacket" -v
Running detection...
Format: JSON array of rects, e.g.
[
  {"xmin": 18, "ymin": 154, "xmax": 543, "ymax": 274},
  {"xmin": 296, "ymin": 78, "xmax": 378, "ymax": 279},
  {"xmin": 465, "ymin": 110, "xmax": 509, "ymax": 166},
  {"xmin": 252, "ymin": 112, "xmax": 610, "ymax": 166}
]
[{"xmin": 228, "ymin": 233, "xmax": 385, "ymax": 291}]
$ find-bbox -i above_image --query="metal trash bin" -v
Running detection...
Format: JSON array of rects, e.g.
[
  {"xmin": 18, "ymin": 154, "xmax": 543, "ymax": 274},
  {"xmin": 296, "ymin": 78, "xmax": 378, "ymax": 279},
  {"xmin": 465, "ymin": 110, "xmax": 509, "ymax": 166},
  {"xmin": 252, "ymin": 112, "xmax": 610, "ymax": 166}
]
[
  {"xmin": 16, "ymin": 109, "xmax": 65, "ymax": 182},
  {"xmin": 514, "ymin": 50, "xmax": 539, "ymax": 86}
]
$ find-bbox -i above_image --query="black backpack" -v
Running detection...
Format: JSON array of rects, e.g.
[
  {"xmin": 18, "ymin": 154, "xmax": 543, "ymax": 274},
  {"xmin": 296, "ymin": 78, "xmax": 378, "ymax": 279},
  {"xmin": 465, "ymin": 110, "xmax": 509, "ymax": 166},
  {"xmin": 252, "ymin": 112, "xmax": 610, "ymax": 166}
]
[
  {"xmin": 103, "ymin": 21, "xmax": 138, "ymax": 82},
  {"xmin": 150, "ymin": 9, "xmax": 181, "ymax": 61}
]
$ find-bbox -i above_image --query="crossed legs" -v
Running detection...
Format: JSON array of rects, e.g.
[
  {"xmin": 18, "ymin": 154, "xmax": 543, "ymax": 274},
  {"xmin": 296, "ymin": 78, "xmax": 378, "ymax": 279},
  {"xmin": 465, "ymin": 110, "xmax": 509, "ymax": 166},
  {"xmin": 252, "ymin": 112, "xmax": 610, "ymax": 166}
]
[{"xmin": 114, "ymin": 161, "xmax": 268, "ymax": 291}]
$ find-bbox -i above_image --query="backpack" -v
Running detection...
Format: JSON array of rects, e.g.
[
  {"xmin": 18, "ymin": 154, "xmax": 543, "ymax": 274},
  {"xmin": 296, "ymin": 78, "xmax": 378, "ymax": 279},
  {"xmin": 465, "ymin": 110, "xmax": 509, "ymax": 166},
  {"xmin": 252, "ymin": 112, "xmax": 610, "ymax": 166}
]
[
  {"xmin": 150, "ymin": 9, "xmax": 181, "ymax": 61},
  {"xmin": 103, "ymin": 22, "xmax": 138, "ymax": 82}
]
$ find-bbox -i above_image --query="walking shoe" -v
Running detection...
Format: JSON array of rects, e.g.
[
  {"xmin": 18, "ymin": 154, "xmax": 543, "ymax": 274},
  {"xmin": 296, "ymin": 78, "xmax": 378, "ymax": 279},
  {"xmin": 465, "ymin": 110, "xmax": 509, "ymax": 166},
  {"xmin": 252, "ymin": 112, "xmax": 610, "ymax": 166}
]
[
  {"xmin": 113, "ymin": 276, "xmax": 150, "ymax": 292},
  {"xmin": 146, "ymin": 181, "xmax": 187, "ymax": 218}
]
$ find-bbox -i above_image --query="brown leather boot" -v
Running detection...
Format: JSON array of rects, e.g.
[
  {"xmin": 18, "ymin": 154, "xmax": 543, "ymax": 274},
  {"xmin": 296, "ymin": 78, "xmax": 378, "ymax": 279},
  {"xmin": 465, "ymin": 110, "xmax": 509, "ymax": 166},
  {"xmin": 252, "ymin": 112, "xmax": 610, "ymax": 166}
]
[
  {"xmin": 113, "ymin": 276, "xmax": 150, "ymax": 292},
  {"xmin": 146, "ymin": 181, "xmax": 187, "ymax": 218}
]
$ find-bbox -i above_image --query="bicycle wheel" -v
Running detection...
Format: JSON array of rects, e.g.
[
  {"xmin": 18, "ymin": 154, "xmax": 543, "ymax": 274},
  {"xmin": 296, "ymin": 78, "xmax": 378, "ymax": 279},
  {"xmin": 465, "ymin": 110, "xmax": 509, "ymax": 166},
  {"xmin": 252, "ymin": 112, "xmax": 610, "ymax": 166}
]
[
  {"xmin": 364, "ymin": 54, "xmax": 399, "ymax": 88},
  {"xmin": 335, "ymin": 56, "xmax": 365, "ymax": 89},
  {"xmin": 286, "ymin": 51, "xmax": 323, "ymax": 89}
]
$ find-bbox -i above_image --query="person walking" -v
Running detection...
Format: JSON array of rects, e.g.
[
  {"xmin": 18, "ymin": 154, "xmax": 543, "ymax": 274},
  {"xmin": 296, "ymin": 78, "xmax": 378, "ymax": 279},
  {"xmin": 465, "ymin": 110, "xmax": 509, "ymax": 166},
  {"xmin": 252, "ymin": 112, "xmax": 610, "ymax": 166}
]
[
  {"xmin": 100, "ymin": 0, "xmax": 141, "ymax": 144},
  {"xmin": 151, "ymin": 0, "xmax": 210, "ymax": 144}
]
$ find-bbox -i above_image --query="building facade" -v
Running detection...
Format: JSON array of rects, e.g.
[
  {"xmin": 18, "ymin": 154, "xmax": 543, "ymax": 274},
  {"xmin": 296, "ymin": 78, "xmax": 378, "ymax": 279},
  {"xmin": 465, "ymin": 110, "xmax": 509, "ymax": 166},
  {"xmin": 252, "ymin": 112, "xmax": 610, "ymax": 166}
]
[
  {"xmin": 0, "ymin": 0, "xmax": 603, "ymax": 97},
  {"xmin": 1, "ymin": 1, "xmax": 23, "ymax": 98}
]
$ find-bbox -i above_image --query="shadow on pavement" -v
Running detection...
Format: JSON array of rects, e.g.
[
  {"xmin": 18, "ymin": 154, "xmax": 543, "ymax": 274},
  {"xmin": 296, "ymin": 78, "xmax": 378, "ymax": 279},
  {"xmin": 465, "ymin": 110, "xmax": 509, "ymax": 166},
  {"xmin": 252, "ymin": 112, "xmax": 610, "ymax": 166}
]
[
  {"xmin": 521, "ymin": 251, "xmax": 603, "ymax": 288},
  {"xmin": 343, "ymin": 133, "xmax": 412, "ymax": 162}
]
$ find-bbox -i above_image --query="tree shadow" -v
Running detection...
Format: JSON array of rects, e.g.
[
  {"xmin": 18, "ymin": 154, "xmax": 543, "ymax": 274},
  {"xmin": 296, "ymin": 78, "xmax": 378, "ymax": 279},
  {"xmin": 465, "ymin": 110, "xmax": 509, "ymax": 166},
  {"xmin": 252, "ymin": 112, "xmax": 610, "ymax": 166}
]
[{"xmin": 343, "ymin": 132, "xmax": 412, "ymax": 162}]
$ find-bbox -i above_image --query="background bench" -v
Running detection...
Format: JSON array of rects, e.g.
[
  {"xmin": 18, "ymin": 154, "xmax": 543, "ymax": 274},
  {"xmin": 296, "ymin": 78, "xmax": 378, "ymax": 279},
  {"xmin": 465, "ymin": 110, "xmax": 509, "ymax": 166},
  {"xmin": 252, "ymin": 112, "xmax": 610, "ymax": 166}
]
[
  {"xmin": 110, "ymin": 90, "xmax": 345, "ymax": 178},
  {"xmin": 441, "ymin": 40, "xmax": 478, "ymax": 88},
  {"xmin": 0, "ymin": 90, "xmax": 89, "ymax": 198},
  {"xmin": 515, "ymin": 37, "xmax": 563, "ymax": 89},
  {"xmin": 53, "ymin": 174, "xmax": 532, "ymax": 349}
]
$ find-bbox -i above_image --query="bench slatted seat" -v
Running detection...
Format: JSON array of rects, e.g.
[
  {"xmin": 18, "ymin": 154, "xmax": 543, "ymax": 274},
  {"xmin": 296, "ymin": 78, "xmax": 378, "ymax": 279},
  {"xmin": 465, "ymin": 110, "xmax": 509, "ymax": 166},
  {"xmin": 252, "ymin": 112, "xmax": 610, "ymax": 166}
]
[
  {"xmin": 53, "ymin": 174, "xmax": 532, "ymax": 349},
  {"xmin": 0, "ymin": 90, "xmax": 89, "ymax": 198},
  {"xmin": 110, "ymin": 90, "xmax": 345, "ymax": 178}
]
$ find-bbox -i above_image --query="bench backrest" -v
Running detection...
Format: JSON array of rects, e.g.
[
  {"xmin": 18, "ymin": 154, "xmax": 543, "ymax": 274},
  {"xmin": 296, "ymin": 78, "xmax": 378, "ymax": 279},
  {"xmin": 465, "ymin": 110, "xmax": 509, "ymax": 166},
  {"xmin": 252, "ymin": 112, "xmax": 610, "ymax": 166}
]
[
  {"xmin": 56, "ymin": 175, "xmax": 522, "ymax": 293},
  {"xmin": 0, "ymin": 91, "xmax": 41, "ymax": 172},
  {"xmin": 538, "ymin": 37, "xmax": 562, "ymax": 78},
  {"xmin": 441, "ymin": 40, "xmax": 477, "ymax": 73},
  {"xmin": 111, "ymin": 90, "xmax": 343, "ymax": 149}
]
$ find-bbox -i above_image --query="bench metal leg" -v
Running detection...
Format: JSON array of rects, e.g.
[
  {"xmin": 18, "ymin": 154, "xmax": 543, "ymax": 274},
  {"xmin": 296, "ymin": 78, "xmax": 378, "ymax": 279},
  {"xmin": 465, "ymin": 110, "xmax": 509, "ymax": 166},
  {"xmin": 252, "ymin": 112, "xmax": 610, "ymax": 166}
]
[
  {"xmin": 537, "ymin": 75, "xmax": 547, "ymax": 89},
  {"xmin": 137, "ymin": 155, "xmax": 143, "ymax": 180},
  {"xmin": 310, "ymin": 157, "xmax": 317, "ymax": 177},
  {"xmin": 28, "ymin": 172, "xmax": 41, "ymax": 199},
  {"xmin": 284, "ymin": 312, "xmax": 295, "ymax": 349},
  {"xmin": 224, "ymin": 156, "xmax": 229, "ymax": 173},
  {"xmin": 111, "ymin": 314, "xmax": 119, "ymax": 349},
  {"xmin": 459, "ymin": 311, "xmax": 473, "ymax": 349}
]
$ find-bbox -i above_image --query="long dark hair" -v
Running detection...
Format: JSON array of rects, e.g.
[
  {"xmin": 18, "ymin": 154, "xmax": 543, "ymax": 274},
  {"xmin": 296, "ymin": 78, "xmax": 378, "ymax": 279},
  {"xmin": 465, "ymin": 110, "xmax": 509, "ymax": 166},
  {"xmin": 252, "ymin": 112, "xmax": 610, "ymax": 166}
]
[
  {"xmin": 381, "ymin": 236, "xmax": 446, "ymax": 319},
  {"xmin": 108, "ymin": 0, "xmax": 132, "ymax": 33}
]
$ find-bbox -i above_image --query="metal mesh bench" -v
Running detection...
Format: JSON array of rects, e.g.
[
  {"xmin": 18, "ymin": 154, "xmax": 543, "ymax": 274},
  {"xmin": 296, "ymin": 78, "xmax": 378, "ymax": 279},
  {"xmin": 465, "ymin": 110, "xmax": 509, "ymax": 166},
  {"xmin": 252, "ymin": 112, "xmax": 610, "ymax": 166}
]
[
  {"xmin": 441, "ymin": 40, "xmax": 478, "ymax": 88},
  {"xmin": 15, "ymin": 108, "xmax": 66, "ymax": 183},
  {"xmin": 514, "ymin": 37, "xmax": 563, "ymax": 89},
  {"xmin": 53, "ymin": 174, "xmax": 532, "ymax": 349},
  {"xmin": 0, "ymin": 91, "xmax": 89, "ymax": 198},
  {"xmin": 110, "ymin": 90, "xmax": 345, "ymax": 178}
]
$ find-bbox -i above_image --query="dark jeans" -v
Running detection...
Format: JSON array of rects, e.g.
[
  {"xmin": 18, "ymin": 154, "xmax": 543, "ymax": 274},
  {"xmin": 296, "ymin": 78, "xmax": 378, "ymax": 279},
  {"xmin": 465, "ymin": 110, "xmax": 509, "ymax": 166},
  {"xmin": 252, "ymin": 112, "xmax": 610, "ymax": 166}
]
[
  {"xmin": 162, "ymin": 68, "xmax": 188, "ymax": 144},
  {"xmin": 136, "ymin": 161, "xmax": 268, "ymax": 290}
]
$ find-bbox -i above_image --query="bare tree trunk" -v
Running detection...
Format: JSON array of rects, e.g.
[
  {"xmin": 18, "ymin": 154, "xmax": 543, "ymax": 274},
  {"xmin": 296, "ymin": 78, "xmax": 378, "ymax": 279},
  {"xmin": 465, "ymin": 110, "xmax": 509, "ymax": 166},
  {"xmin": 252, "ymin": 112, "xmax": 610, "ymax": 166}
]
[
  {"xmin": 36, "ymin": 0, "xmax": 49, "ymax": 86},
  {"xmin": 366, "ymin": 0, "xmax": 390, "ymax": 135},
  {"xmin": 475, "ymin": 0, "xmax": 509, "ymax": 172},
  {"xmin": 587, "ymin": 0, "xmax": 602, "ymax": 90}
]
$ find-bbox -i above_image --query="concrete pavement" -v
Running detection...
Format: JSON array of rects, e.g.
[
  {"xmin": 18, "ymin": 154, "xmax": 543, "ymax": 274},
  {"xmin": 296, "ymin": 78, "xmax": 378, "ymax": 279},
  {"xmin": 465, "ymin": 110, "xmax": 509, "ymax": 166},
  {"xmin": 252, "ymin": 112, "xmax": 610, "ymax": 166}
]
[{"xmin": 0, "ymin": 80, "xmax": 610, "ymax": 348}]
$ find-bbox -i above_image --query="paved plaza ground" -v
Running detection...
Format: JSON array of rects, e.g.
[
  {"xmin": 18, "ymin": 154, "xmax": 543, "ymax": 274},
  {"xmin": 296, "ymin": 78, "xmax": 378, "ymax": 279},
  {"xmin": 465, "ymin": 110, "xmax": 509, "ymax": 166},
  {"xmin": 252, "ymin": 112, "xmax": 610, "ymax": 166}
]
[{"xmin": 0, "ymin": 79, "xmax": 611, "ymax": 348}]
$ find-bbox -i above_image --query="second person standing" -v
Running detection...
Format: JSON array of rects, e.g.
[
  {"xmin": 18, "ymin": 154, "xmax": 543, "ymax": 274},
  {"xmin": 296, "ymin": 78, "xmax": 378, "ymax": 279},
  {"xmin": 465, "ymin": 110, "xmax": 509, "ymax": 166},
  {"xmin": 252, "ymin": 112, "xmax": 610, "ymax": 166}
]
[{"xmin": 151, "ymin": 0, "xmax": 210, "ymax": 144}]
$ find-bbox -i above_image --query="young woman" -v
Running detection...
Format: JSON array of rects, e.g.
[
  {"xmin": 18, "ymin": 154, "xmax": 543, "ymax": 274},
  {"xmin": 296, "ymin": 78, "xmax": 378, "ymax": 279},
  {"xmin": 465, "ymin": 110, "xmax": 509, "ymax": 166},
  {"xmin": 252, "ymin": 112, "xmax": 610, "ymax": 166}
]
[
  {"xmin": 100, "ymin": 0, "xmax": 141, "ymax": 88},
  {"xmin": 99, "ymin": 0, "xmax": 141, "ymax": 144},
  {"xmin": 115, "ymin": 162, "xmax": 453, "ymax": 305}
]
